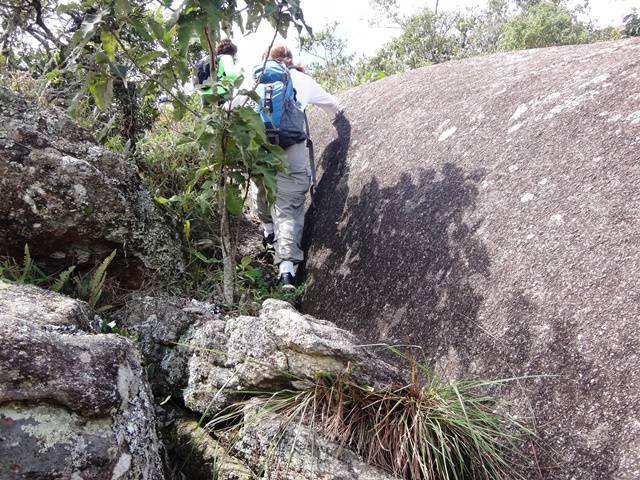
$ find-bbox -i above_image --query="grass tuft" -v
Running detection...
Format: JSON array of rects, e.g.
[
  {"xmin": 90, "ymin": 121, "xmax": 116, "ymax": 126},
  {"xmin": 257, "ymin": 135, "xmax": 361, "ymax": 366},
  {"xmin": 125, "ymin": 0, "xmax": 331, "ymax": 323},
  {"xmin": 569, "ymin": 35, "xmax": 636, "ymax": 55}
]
[{"xmin": 207, "ymin": 357, "xmax": 536, "ymax": 480}]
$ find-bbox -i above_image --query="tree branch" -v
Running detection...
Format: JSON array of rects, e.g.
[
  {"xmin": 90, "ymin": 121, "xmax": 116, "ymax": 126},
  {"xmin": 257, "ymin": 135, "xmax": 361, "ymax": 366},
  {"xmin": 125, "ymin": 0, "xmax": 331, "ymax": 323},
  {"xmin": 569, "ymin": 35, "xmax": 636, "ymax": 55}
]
[
  {"xmin": 113, "ymin": 33, "xmax": 199, "ymax": 117},
  {"xmin": 30, "ymin": 0, "xmax": 62, "ymax": 46},
  {"xmin": 25, "ymin": 24, "xmax": 51, "ymax": 52}
]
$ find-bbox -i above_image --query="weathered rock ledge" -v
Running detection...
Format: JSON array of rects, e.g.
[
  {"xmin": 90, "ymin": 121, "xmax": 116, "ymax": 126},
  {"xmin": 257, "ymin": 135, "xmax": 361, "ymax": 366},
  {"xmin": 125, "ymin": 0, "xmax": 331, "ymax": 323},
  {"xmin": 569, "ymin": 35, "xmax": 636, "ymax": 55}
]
[
  {"xmin": 0, "ymin": 87, "xmax": 184, "ymax": 283},
  {"xmin": 118, "ymin": 296, "xmax": 403, "ymax": 479},
  {"xmin": 0, "ymin": 282, "xmax": 402, "ymax": 479}
]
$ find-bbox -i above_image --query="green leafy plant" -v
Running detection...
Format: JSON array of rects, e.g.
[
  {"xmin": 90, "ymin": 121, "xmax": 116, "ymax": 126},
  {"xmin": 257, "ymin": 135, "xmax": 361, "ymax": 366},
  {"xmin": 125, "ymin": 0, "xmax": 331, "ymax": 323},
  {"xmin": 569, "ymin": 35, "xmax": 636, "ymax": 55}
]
[
  {"xmin": 3, "ymin": 0, "xmax": 315, "ymax": 307},
  {"xmin": 1, "ymin": 244, "xmax": 57, "ymax": 287},
  {"xmin": 51, "ymin": 266, "xmax": 77, "ymax": 293},
  {"xmin": 624, "ymin": 10, "xmax": 640, "ymax": 37},
  {"xmin": 1, "ymin": 246, "xmax": 116, "ymax": 312},
  {"xmin": 62, "ymin": 0, "xmax": 310, "ymax": 306},
  {"xmin": 73, "ymin": 249, "xmax": 117, "ymax": 312},
  {"xmin": 234, "ymin": 255, "xmax": 306, "ymax": 313},
  {"xmin": 500, "ymin": 1, "xmax": 591, "ymax": 50},
  {"xmin": 101, "ymin": 319, "xmax": 140, "ymax": 342},
  {"xmin": 236, "ymin": 255, "xmax": 266, "ymax": 289},
  {"xmin": 19, "ymin": 244, "xmax": 34, "ymax": 284}
]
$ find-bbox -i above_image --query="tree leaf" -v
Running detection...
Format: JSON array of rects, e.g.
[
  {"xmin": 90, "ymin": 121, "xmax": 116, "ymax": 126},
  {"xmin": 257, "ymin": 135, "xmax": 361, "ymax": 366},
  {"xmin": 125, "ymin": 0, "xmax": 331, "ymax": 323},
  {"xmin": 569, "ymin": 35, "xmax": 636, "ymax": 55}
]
[
  {"xmin": 114, "ymin": 0, "xmax": 130, "ymax": 18},
  {"xmin": 201, "ymin": 1, "xmax": 221, "ymax": 30},
  {"xmin": 72, "ymin": 10, "xmax": 106, "ymax": 46},
  {"xmin": 89, "ymin": 73, "xmax": 113, "ymax": 110},
  {"xmin": 100, "ymin": 31, "xmax": 118, "ymax": 61},
  {"xmin": 109, "ymin": 63, "xmax": 128, "ymax": 79},
  {"xmin": 172, "ymin": 98, "xmax": 186, "ymax": 121},
  {"xmin": 197, "ymin": 131, "xmax": 218, "ymax": 150},
  {"xmin": 138, "ymin": 51, "xmax": 165, "ymax": 67},
  {"xmin": 176, "ymin": 18, "xmax": 195, "ymax": 52},
  {"xmin": 183, "ymin": 219, "xmax": 191, "ymax": 240},
  {"xmin": 148, "ymin": 18, "xmax": 166, "ymax": 44},
  {"xmin": 130, "ymin": 18, "xmax": 153, "ymax": 41},
  {"xmin": 225, "ymin": 184, "xmax": 244, "ymax": 216},
  {"xmin": 95, "ymin": 51, "xmax": 109, "ymax": 64},
  {"xmin": 254, "ymin": 164, "xmax": 279, "ymax": 205}
]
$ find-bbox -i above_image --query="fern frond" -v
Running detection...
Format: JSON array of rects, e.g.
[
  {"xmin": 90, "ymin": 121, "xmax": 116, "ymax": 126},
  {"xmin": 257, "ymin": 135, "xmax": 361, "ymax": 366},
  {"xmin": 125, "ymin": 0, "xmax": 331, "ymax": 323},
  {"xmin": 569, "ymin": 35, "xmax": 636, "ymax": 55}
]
[
  {"xmin": 88, "ymin": 250, "xmax": 116, "ymax": 310},
  {"xmin": 20, "ymin": 244, "xmax": 33, "ymax": 283},
  {"xmin": 52, "ymin": 266, "xmax": 76, "ymax": 292}
]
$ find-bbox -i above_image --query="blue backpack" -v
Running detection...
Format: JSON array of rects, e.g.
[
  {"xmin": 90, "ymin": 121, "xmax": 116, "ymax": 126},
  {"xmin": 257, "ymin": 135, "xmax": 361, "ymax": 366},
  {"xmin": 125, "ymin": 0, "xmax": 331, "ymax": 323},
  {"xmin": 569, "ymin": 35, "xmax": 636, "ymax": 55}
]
[{"xmin": 253, "ymin": 60, "xmax": 307, "ymax": 148}]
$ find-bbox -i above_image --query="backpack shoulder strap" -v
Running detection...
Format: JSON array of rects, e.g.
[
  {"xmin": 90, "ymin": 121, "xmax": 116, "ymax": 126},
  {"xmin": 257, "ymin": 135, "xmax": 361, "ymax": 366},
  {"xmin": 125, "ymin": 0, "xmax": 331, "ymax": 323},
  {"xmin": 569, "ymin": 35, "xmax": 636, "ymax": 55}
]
[{"xmin": 285, "ymin": 65, "xmax": 300, "ymax": 102}]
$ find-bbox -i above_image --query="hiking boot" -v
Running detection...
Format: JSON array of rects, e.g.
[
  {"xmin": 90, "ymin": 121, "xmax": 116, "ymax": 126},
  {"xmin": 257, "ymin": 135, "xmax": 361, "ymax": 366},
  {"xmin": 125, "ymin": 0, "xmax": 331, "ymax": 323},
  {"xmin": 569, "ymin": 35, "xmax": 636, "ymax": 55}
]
[{"xmin": 278, "ymin": 272, "xmax": 296, "ymax": 290}]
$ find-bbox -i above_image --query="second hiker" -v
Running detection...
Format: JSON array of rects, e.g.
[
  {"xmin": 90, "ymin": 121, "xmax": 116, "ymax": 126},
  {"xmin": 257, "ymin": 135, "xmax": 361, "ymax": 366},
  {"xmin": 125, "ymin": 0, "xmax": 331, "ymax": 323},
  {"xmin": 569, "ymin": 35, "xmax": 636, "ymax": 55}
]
[{"xmin": 195, "ymin": 38, "xmax": 243, "ymax": 105}]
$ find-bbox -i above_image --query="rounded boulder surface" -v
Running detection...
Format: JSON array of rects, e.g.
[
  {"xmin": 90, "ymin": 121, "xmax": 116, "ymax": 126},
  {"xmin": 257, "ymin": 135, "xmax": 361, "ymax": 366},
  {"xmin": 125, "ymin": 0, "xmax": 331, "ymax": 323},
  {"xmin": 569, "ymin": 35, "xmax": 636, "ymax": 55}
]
[{"xmin": 303, "ymin": 39, "xmax": 640, "ymax": 480}]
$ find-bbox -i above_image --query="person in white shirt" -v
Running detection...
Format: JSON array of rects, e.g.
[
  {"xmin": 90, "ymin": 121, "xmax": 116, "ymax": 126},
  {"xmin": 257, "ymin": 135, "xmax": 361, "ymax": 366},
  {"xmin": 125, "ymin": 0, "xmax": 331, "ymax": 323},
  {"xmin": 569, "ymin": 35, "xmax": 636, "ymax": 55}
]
[{"xmin": 251, "ymin": 43, "xmax": 340, "ymax": 289}]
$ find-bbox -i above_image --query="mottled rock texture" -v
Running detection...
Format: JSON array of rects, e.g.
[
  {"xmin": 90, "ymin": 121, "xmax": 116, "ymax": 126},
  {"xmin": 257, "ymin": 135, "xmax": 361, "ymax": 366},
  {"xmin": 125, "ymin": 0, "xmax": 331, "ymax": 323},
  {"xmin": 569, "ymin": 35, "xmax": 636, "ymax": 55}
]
[
  {"xmin": 303, "ymin": 38, "xmax": 640, "ymax": 479},
  {"xmin": 0, "ymin": 281, "xmax": 165, "ymax": 479},
  {"xmin": 115, "ymin": 296, "xmax": 221, "ymax": 398},
  {"xmin": 117, "ymin": 297, "xmax": 400, "ymax": 479},
  {"xmin": 234, "ymin": 405, "xmax": 397, "ymax": 480},
  {"xmin": 171, "ymin": 418, "xmax": 254, "ymax": 480},
  {"xmin": 117, "ymin": 298, "xmax": 399, "ymax": 415},
  {"xmin": 182, "ymin": 299, "xmax": 400, "ymax": 415},
  {"xmin": 0, "ymin": 87, "xmax": 183, "ymax": 282}
]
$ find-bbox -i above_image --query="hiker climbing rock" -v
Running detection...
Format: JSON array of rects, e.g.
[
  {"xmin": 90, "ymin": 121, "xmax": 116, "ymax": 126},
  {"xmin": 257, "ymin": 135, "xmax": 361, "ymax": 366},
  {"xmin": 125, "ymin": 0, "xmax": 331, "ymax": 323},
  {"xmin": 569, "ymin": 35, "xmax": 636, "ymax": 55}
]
[
  {"xmin": 194, "ymin": 38, "xmax": 243, "ymax": 105},
  {"xmin": 251, "ymin": 44, "xmax": 340, "ymax": 289}
]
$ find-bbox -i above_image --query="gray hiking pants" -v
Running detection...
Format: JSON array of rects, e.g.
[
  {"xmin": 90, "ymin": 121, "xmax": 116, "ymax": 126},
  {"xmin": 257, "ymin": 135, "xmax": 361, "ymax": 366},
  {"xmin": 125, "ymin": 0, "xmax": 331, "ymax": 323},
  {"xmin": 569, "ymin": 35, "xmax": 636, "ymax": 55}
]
[{"xmin": 252, "ymin": 141, "xmax": 311, "ymax": 264}]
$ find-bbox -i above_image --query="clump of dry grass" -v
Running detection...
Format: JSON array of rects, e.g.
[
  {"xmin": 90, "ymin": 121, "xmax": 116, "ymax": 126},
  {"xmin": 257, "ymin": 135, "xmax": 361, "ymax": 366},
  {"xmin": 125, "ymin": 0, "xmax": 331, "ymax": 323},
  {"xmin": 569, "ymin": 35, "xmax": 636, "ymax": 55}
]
[{"xmin": 207, "ymin": 357, "xmax": 536, "ymax": 480}]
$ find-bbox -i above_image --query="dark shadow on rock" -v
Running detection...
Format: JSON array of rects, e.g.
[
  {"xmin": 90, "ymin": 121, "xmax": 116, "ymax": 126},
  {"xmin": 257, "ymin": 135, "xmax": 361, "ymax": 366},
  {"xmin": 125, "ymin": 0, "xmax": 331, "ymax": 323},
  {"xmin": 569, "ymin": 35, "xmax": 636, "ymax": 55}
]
[
  {"xmin": 304, "ymin": 162, "xmax": 491, "ymax": 373},
  {"xmin": 301, "ymin": 113, "xmax": 352, "ymax": 276},
  {"xmin": 305, "ymin": 157, "xmax": 627, "ymax": 476}
]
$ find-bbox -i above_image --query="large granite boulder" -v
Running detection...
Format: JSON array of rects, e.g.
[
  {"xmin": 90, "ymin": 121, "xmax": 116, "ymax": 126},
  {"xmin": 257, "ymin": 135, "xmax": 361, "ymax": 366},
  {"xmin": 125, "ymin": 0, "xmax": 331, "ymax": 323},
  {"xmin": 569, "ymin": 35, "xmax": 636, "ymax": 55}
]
[
  {"xmin": 0, "ymin": 87, "xmax": 183, "ymax": 283},
  {"xmin": 0, "ymin": 281, "xmax": 165, "ymax": 479},
  {"xmin": 303, "ymin": 38, "xmax": 640, "ymax": 479}
]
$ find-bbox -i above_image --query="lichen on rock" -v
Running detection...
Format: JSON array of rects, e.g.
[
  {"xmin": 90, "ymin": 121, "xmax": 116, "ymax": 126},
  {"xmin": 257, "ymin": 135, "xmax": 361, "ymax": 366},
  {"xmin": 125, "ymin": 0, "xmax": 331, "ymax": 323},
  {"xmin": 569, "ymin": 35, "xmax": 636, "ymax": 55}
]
[
  {"xmin": 0, "ymin": 281, "xmax": 165, "ymax": 479},
  {"xmin": 0, "ymin": 87, "xmax": 184, "ymax": 283}
]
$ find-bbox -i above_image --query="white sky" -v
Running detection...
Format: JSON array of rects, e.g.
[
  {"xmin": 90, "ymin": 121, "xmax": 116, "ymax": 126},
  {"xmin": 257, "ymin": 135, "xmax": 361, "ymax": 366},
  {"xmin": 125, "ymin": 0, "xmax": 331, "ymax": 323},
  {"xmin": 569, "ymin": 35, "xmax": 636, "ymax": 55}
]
[{"xmin": 233, "ymin": 0, "xmax": 639, "ymax": 74}]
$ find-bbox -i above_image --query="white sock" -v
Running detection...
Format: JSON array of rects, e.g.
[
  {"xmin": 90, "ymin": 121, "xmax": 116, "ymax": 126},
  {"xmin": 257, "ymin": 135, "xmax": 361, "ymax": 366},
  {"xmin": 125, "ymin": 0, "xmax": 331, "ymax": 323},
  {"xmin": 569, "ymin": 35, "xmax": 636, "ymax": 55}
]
[
  {"xmin": 263, "ymin": 222, "xmax": 274, "ymax": 237},
  {"xmin": 279, "ymin": 261, "xmax": 295, "ymax": 276}
]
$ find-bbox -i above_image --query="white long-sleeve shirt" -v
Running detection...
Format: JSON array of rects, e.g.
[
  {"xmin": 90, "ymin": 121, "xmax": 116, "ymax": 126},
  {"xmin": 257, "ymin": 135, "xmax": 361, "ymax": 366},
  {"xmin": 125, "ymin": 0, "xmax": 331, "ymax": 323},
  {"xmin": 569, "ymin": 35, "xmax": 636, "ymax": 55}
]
[
  {"xmin": 289, "ymin": 68, "xmax": 339, "ymax": 116},
  {"xmin": 230, "ymin": 66, "xmax": 340, "ymax": 116}
]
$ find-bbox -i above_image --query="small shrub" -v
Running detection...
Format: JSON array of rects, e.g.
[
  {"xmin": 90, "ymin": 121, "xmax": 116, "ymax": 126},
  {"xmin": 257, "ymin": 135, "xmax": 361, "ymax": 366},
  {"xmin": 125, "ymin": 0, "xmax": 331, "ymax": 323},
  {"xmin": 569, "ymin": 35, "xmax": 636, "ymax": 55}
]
[
  {"xmin": 136, "ymin": 114, "xmax": 222, "ymax": 263},
  {"xmin": 624, "ymin": 11, "xmax": 640, "ymax": 37}
]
